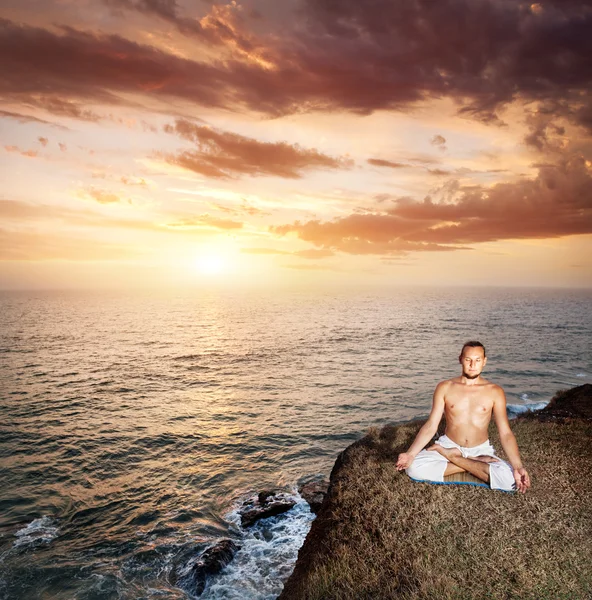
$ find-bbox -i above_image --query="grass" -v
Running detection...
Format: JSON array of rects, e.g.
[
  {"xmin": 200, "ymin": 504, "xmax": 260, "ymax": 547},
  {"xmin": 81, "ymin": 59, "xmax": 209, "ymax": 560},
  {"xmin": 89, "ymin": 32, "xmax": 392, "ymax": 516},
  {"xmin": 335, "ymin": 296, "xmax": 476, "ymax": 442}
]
[{"xmin": 279, "ymin": 387, "xmax": 592, "ymax": 600}]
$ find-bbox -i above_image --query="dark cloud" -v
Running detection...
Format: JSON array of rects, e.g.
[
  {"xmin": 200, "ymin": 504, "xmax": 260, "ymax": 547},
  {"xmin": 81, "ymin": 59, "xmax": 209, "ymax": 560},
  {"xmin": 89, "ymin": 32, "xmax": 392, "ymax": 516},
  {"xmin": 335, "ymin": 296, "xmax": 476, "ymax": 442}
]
[
  {"xmin": 102, "ymin": 0, "xmax": 259, "ymax": 54},
  {"xmin": 162, "ymin": 118, "xmax": 353, "ymax": 179},
  {"xmin": 3, "ymin": 1, "xmax": 591, "ymax": 137},
  {"xmin": 271, "ymin": 156, "xmax": 592, "ymax": 254},
  {"xmin": 0, "ymin": 18, "xmax": 226, "ymax": 117}
]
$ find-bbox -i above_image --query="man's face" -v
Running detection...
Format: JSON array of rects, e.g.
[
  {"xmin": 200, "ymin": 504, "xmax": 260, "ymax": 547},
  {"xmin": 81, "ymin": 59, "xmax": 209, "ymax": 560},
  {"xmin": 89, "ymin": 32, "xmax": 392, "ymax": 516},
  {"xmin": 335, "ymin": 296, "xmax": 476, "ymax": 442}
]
[{"xmin": 459, "ymin": 347, "xmax": 487, "ymax": 379}]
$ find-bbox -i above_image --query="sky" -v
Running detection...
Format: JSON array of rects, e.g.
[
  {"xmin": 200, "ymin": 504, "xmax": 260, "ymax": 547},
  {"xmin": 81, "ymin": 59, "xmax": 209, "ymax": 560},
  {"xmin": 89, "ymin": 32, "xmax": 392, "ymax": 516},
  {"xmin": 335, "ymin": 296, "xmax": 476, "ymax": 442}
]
[{"xmin": 1, "ymin": 0, "xmax": 591, "ymax": 290}]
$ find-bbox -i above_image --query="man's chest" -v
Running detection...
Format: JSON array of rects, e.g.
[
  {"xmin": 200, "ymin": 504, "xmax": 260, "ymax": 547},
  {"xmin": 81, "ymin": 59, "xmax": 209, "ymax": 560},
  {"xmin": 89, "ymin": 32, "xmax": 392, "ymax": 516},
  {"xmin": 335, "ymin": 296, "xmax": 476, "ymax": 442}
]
[{"xmin": 444, "ymin": 394, "xmax": 493, "ymax": 417}]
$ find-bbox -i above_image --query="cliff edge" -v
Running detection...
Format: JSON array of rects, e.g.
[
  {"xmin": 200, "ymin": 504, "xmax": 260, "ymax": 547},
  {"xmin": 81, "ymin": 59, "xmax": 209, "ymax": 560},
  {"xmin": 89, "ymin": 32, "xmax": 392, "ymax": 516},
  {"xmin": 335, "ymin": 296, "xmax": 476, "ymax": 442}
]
[{"xmin": 279, "ymin": 384, "xmax": 592, "ymax": 600}]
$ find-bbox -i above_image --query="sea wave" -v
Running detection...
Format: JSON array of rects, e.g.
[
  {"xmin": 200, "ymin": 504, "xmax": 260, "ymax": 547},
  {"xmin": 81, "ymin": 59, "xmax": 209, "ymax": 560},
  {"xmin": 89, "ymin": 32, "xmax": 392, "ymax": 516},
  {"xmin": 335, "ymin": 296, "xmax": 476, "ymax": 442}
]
[
  {"xmin": 13, "ymin": 517, "xmax": 59, "ymax": 550},
  {"xmin": 506, "ymin": 402, "xmax": 549, "ymax": 418}
]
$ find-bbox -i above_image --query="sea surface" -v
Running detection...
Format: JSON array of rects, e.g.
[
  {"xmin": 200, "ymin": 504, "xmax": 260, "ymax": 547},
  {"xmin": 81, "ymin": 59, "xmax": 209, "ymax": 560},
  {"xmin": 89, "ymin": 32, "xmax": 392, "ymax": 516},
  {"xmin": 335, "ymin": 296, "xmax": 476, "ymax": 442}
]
[{"xmin": 1, "ymin": 286, "xmax": 590, "ymax": 599}]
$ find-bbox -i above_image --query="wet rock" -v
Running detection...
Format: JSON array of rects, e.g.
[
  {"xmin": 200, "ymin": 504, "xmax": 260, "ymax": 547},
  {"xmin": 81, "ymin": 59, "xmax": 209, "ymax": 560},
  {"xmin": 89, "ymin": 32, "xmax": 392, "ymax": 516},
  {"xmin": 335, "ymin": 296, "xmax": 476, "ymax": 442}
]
[
  {"xmin": 298, "ymin": 480, "xmax": 329, "ymax": 514},
  {"xmin": 239, "ymin": 490, "xmax": 296, "ymax": 528},
  {"xmin": 173, "ymin": 539, "xmax": 240, "ymax": 596}
]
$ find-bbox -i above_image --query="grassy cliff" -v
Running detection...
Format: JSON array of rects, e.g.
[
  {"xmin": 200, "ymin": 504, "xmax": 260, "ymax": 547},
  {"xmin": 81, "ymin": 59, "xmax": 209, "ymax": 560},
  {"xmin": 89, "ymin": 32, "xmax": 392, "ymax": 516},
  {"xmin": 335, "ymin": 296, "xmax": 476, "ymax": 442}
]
[{"xmin": 279, "ymin": 385, "xmax": 592, "ymax": 600}]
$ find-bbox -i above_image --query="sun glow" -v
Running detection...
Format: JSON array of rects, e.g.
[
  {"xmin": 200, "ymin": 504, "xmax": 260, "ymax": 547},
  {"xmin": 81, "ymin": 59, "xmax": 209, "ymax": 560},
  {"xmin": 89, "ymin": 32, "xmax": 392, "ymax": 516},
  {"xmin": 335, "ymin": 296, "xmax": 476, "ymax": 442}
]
[{"xmin": 196, "ymin": 254, "xmax": 226, "ymax": 275}]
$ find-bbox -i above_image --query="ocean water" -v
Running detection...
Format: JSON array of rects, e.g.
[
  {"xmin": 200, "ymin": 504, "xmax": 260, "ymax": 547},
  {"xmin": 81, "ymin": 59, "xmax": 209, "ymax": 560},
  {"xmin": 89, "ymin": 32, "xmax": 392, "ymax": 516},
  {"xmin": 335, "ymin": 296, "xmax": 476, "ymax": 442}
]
[{"xmin": 1, "ymin": 286, "xmax": 590, "ymax": 599}]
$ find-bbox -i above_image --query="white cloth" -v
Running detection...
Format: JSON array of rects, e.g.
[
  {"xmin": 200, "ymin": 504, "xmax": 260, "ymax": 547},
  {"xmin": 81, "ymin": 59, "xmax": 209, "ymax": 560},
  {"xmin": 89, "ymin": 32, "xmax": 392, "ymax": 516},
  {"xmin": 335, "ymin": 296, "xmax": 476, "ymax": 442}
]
[{"xmin": 405, "ymin": 434, "xmax": 516, "ymax": 491}]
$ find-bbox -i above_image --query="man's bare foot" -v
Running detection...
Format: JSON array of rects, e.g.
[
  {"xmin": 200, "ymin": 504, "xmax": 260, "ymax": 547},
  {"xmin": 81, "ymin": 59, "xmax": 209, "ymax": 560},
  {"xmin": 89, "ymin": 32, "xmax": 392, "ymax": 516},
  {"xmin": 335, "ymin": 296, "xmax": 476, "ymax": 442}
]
[
  {"xmin": 427, "ymin": 444, "xmax": 462, "ymax": 460},
  {"xmin": 473, "ymin": 455, "xmax": 500, "ymax": 463}
]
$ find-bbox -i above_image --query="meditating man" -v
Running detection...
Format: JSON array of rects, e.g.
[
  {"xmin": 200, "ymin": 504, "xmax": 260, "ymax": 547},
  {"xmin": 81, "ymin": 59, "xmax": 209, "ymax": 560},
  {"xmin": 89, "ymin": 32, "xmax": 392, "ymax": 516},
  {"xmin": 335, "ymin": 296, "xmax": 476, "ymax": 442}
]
[{"xmin": 396, "ymin": 341, "xmax": 531, "ymax": 493}]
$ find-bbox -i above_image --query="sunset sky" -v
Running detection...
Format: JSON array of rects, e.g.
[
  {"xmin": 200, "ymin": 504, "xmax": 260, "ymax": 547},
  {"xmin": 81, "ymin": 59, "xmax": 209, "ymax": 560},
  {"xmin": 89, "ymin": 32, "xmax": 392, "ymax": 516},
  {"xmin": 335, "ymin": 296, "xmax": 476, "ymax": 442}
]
[{"xmin": 1, "ymin": 0, "xmax": 591, "ymax": 289}]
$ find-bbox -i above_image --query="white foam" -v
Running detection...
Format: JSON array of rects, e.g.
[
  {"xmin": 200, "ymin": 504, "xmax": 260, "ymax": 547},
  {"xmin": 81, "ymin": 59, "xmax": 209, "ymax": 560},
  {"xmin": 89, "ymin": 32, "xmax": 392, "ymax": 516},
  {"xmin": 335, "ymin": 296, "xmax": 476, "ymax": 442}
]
[
  {"xmin": 506, "ymin": 402, "xmax": 548, "ymax": 418},
  {"xmin": 576, "ymin": 373, "xmax": 586, "ymax": 378},
  {"xmin": 520, "ymin": 393, "xmax": 529, "ymax": 400},
  {"xmin": 199, "ymin": 491, "xmax": 315, "ymax": 600},
  {"xmin": 13, "ymin": 516, "xmax": 59, "ymax": 549}
]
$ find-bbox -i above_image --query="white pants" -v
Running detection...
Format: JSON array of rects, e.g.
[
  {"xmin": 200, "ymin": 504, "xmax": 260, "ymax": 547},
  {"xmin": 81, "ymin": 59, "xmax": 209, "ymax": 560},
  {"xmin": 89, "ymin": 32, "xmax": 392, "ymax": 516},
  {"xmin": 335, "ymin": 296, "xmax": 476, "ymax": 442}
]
[{"xmin": 406, "ymin": 434, "xmax": 516, "ymax": 491}]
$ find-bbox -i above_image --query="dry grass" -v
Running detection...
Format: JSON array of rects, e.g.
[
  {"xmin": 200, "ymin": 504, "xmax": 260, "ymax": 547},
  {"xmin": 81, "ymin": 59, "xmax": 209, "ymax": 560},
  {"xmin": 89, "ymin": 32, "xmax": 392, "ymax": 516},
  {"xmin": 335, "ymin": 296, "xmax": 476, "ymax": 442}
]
[{"xmin": 279, "ymin": 408, "xmax": 592, "ymax": 599}]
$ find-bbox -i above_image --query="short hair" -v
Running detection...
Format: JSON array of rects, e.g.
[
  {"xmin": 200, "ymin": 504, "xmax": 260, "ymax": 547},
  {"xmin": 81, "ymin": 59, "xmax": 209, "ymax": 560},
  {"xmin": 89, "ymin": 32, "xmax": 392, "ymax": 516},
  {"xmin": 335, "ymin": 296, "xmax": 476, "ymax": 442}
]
[{"xmin": 460, "ymin": 340, "xmax": 486, "ymax": 357}]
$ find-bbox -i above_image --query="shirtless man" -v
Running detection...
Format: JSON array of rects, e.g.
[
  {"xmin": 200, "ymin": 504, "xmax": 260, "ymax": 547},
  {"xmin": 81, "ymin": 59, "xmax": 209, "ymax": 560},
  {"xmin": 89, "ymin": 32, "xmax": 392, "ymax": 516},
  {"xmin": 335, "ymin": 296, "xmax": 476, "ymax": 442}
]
[{"xmin": 395, "ymin": 341, "xmax": 531, "ymax": 493}]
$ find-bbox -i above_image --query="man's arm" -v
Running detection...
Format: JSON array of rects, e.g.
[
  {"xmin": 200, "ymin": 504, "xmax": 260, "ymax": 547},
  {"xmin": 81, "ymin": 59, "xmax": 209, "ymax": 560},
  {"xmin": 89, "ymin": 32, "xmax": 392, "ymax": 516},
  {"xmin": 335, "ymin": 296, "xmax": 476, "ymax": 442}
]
[
  {"xmin": 396, "ymin": 382, "xmax": 446, "ymax": 470},
  {"xmin": 492, "ymin": 386, "xmax": 531, "ymax": 493}
]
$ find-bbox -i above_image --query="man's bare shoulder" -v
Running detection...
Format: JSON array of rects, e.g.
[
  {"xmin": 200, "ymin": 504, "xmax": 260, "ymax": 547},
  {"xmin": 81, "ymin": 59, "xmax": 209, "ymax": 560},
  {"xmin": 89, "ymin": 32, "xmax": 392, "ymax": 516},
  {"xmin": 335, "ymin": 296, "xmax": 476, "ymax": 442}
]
[{"xmin": 434, "ymin": 378, "xmax": 455, "ymax": 393}]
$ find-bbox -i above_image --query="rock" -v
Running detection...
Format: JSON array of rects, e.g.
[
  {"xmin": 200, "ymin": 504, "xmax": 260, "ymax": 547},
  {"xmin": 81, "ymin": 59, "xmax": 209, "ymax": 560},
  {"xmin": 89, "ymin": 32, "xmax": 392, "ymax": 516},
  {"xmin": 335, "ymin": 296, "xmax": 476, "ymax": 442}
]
[
  {"xmin": 298, "ymin": 480, "xmax": 329, "ymax": 514},
  {"xmin": 239, "ymin": 490, "xmax": 296, "ymax": 528},
  {"xmin": 258, "ymin": 489, "xmax": 278, "ymax": 504},
  {"xmin": 186, "ymin": 539, "xmax": 240, "ymax": 596},
  {"xmin": 524, "ymin": 384, "xmax": 592, "ymax": 422}
]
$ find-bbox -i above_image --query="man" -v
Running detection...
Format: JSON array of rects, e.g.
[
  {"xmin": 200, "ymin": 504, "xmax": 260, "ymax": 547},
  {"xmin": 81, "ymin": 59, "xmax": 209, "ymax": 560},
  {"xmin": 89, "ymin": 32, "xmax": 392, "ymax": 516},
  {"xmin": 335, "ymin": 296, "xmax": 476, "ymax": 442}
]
[{"xmin": 396, "ymin": 341, "xmax": 531, "ymax": 493}]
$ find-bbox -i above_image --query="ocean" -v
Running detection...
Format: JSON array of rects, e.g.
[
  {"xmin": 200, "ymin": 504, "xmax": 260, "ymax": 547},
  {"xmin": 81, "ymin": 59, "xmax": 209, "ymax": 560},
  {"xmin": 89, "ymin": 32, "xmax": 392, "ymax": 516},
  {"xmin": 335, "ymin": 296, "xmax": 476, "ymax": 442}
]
[{"xmin": 1, "ymin": 286, "xmax": 590, "ymax": 599}]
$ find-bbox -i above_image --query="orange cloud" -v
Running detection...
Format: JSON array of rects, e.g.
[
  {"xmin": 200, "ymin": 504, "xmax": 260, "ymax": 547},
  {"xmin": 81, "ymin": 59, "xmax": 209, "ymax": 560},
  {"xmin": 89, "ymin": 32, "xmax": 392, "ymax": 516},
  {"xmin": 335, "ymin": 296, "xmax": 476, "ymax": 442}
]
[
  {"xmin": 241, "ymin": 247, "xmax": 334, "ymax": 258},
  {"xmin": 4, "ymin": 145, "xmax": 38, "ymax": 158},
  {"xmin": 271, "ymin": 157, "xmax": 592, "ymax": 254},
  {"xmin": 367, "ymin": 158, "xmax": 409, "ymax": 169},
  {"xmin": 166, "ymin": 214, "xmax": 243, "ymax": 230},
  {"xmin": 84, "ymin": 188, "xmax": 125, "ymax": 204},
  {"xmin": 162, "ymin": 118, "xmax": 354, "ymax": 179}
]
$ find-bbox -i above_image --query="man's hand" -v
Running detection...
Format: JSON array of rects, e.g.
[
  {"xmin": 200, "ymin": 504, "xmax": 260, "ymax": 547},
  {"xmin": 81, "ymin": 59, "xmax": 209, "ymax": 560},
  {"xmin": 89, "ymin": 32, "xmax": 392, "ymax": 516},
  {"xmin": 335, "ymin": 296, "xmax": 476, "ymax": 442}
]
[
  {"xmin": 513, "ymin": 467, "xmax": 531, "ymax": 493},
  {"xmin": 396, "ymin": 453, "xmax": 414, "ymax": 471}
]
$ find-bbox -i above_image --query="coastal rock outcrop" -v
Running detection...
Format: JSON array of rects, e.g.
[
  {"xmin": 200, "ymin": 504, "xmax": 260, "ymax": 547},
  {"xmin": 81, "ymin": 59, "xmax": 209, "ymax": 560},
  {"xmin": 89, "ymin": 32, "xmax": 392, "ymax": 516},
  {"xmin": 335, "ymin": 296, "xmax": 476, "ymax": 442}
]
[
  {"xmin": 278, "ymin": 384, "xmax": 592, "ymax": 599},
  {"xmin": 172, "ymin": 539, "xmax": 240, "ymax": 596},
  {"xmin": 298, "ymin": 480, "xmax": 329, "ymax": 514},
  {"xmin": 520, "ymin": 383, "xmax": 591, "ymax": 421},
  {"xmin": 239, "ymin": 490, "xmax": 296, "ymax": 528}
]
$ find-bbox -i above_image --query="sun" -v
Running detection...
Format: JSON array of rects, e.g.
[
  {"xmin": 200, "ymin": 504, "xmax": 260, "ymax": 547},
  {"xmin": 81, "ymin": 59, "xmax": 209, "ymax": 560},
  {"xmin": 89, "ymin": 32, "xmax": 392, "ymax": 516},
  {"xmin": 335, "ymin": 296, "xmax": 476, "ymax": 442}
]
[{"xmin": 196, "ymin": 254, "xmax": 226, "ymax": 275}]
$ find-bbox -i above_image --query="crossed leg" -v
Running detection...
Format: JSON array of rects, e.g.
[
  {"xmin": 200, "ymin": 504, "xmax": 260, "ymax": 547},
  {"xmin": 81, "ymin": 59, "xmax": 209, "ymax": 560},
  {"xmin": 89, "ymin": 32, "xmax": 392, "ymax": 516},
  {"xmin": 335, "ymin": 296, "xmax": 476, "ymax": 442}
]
[{"xmin": 427, "ymin": 445, "xmax": 499, "ymax": 483}]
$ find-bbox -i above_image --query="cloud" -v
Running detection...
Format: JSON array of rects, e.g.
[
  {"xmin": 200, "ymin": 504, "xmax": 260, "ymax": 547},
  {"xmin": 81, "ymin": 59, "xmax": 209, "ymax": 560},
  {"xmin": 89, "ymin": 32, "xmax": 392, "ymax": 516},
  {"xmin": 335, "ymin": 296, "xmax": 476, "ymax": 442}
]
[
  {"xmin": 84, "ymin": 187, "xmax": 125, "ymax": 204},
  {"xmin": 241, "ymin": 247, "xmax": 334, "ymax": 258},
  {"xmin": 294, "ymin": 248, "xmax": 334, "ymax": 259},
  {"xmin": 0, "ymin": 18, "xmax": 225, "ymax": 118},
  {"xmin": 2, "ymin": 1, "xmax": 591, "ymax": 139},
  {"xmin": 102, "ymin": 0, "xmax": 261, "ymax": 55},
  {"xmin": 165, "ymin": 214, "xmax": 243, "ymax": 230},
  {"xmin": 430, "ymin": 134, "xmax": 447, "ymax": 151},
  {"xmin": 0, "ymin": 199, "xmax": 220, "ymax": 242},
  {"xmin": 368, "ymin": 158, "xmax": 409, "ymax": 169},
  {"xmin": 38, "ymin": 137, "xmax": 48, "ymax": 147},
  {"xmin": 28, "ymin": 97, "xmax": 102, "ymax": 122},
  {"xmin": 162, "ymin": 118, "xmax": 353, "ymax": 179},
  {"xmin": 271, "ymin": 156, "xmax": 592, "ymax": 254},
  {"xmin": 4, "ymin": 145, "xmax": 38, "ymax": 158},
  {"xmin": 0, "ymin": 227, "xmax": 140, "ymax": 261},
  {"xmin": 0, "ymin": 109, "xmax": 66, "ymax": 128},
  {"xmin": 121, "ymin": 175, "xmax": 149, "ymax": 187}
]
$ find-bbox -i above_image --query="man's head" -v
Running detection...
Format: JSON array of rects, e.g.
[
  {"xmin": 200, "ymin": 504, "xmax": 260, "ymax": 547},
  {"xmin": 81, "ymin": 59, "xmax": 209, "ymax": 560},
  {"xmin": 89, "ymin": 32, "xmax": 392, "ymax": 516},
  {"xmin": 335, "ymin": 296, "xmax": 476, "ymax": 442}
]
[{"xmin": 459, "ymin": 340, "xmax": 487, "ymax": 380}]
